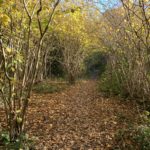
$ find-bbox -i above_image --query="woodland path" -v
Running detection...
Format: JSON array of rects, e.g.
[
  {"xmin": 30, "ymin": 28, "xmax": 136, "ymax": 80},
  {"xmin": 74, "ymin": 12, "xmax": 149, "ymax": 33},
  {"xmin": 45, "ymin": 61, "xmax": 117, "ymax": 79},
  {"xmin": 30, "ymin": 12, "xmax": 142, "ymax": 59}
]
[{"xmin": 26, "ymin": 80, "xmax": 139, "ymax": 150}]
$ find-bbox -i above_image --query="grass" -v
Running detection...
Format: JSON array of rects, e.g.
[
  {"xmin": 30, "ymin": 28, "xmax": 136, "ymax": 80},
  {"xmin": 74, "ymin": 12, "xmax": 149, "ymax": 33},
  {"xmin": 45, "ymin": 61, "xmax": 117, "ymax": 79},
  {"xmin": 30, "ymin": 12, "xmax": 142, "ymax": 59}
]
[{"xmin": 33, "ymin": 80, "xmax": 68, "ymax": 94}]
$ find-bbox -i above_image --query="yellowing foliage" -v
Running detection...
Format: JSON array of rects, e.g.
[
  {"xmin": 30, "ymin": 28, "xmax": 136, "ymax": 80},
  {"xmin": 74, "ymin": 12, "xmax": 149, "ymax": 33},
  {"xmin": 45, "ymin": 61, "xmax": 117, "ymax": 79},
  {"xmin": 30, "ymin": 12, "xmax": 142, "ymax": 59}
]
[{"xmin": 0, "ymin": 14, "xmax": 10, "ymax": 26}]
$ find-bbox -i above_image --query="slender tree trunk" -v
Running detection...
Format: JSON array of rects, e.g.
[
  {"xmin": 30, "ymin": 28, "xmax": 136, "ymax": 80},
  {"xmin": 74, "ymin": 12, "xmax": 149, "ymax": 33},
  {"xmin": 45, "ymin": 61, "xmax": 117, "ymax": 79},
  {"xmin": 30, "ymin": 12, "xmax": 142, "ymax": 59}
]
[
  {"xmin": 68, "ymin": 72, "xmax": 75, "ymax": 85},
  {"xmin": 9, "ymin": 114, "xmax": 23, "ymax": 142}
]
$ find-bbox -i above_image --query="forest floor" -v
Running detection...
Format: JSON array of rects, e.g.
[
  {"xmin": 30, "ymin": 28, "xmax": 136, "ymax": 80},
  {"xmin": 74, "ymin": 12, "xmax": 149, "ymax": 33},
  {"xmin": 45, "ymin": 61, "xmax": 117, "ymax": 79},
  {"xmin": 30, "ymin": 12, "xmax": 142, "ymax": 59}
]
[{"xmin": 23, "ymin": 80, "xmax": 141, "ymax": 150}]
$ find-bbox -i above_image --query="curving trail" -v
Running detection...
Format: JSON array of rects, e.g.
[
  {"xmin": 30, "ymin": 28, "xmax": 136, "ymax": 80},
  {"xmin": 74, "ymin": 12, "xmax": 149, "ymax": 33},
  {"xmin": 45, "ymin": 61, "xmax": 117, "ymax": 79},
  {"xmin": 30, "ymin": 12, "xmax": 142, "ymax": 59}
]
[{"xmin": 26, "ymin": 80, "xmax": 139, "ymax": 150}]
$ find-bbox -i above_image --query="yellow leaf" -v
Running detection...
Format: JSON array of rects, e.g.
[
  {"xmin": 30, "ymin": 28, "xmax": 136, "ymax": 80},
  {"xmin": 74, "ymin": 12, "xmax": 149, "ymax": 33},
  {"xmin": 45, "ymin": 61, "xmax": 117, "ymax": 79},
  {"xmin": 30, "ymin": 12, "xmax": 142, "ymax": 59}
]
[
  {"xmin": 0, "ymin": 14, "xmax": 10, "ymax": 26},
  {"xmin": 6, "ymin": 47, "xmax": 12, "ymax": 53}
]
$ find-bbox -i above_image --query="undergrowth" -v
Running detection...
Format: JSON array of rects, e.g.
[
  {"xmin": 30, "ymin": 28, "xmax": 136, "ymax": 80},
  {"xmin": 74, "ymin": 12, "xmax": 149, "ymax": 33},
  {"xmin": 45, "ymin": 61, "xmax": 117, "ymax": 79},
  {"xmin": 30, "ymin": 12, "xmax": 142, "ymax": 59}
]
[
  {"xmin": 0, "ymin": 131, "xmax": 36, "ymax": 150},
  {"xmin": 33, "ymin": 80, "xmax": 68, "ymax": 94},
  {"xmin": 98, "ymin": 71, "xmax": 127, "ymax": 97},
  {"xmin": 113, "ymin": 110, "xmax": 150, "ymax": 150}
]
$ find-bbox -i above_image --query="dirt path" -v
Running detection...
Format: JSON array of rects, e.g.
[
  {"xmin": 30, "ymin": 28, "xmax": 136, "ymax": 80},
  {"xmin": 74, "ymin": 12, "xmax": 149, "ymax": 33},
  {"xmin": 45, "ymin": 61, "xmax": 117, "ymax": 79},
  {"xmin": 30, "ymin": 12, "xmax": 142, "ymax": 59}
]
[{"xmin": 27, "ymin": 80, "xmax": 139, "ymax": 150}]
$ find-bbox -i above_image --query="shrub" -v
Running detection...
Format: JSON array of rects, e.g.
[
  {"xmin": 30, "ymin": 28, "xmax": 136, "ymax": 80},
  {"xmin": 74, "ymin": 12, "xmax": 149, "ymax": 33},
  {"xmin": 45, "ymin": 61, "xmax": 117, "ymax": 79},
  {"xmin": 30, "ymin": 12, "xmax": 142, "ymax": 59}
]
[
  {"xmin": 113, "ymin": 111, "xmax": 150, "ymax": 150},
  {"xmin": 135, "ymin": 125, "xmax": 150, "ymax": 150},
  {"xmin": 0, "ymin": 131, "xmax": 35, "ymax": 150},
  {"xmin": 99, "ymin": 71, "xmax": 127, "ymax": 97}
]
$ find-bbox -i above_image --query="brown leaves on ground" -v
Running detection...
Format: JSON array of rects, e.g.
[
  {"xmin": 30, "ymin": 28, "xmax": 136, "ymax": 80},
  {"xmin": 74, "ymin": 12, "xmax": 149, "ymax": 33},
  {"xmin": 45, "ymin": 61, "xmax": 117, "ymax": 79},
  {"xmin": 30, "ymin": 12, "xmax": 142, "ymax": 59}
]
[{"xmin": 24, "ymin": 80, "xmax": 140, "ymax": 150}]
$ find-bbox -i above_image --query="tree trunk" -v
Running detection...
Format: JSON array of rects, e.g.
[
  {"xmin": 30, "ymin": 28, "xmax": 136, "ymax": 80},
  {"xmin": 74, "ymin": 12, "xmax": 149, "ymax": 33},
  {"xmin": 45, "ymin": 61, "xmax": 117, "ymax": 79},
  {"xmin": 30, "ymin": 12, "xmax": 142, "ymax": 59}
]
[
  {"xmin": 68, "ymin": 73, "xmax": 75, "ymax": 85},
  {"xmin": 9, "ymin": 113, "xmax": 23, "ymax": 142}
]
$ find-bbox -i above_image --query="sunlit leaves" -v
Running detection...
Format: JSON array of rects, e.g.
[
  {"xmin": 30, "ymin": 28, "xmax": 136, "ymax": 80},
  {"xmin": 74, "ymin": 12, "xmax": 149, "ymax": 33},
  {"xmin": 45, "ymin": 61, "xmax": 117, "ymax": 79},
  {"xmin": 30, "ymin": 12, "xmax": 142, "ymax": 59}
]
[
  {"xmin": 0, "ymin": 14, "xmax": 10, "ymax": 26},
  {"xmin": 6, "ymin": 47, "xmax": 12, "ymax": 53}
]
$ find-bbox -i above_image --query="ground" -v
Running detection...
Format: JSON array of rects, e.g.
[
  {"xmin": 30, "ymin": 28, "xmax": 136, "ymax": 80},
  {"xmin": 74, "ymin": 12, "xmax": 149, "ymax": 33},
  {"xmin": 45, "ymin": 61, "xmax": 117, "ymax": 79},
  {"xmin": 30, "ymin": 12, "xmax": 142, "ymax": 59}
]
[{"xmin": 21, "ymin": 80, "xmax": 139, "ymax": 150}]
